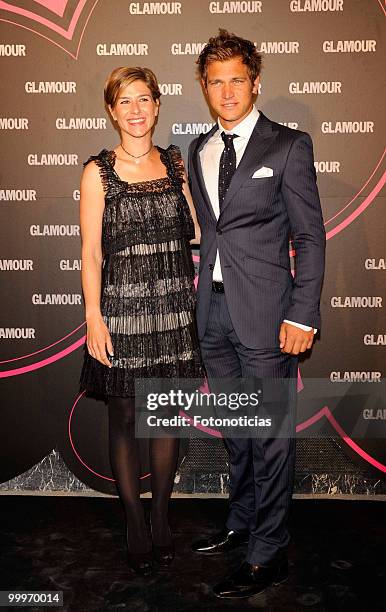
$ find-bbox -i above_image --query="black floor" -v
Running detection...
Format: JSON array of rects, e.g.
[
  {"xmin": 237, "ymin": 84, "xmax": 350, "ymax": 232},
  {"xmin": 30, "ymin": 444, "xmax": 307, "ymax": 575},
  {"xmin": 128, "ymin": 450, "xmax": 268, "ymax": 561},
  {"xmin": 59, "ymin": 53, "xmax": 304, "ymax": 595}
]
[{"xmin": 0, "ymin": 497, "xmax": 384, "ymax": 611}]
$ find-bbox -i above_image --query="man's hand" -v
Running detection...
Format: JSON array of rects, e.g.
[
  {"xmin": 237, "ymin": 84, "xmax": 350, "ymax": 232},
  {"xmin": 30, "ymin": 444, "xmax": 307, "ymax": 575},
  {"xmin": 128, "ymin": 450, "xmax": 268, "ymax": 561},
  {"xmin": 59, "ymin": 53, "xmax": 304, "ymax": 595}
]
[{"xmin": 279, "ymin": 322, "xmax": 314, "ymax": 355}]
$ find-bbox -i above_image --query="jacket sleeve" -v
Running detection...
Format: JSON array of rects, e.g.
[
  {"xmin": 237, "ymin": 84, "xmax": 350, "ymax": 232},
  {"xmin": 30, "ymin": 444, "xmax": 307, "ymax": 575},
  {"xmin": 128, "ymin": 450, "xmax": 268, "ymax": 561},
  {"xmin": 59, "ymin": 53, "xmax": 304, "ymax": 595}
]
[
  {"xmin": 281, "ymin": 132, "xmax": 326, "ymax": 329},
  {"xmin": 187, "ymin": 139, "xmax": 196, "ymax": 192}
]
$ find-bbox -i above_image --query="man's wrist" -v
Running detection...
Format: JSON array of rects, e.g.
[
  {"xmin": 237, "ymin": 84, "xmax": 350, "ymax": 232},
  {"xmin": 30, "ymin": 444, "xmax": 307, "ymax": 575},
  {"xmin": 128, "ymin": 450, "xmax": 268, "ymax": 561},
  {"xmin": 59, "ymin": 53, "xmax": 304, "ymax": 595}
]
[{"xmin": 283, "ymin": 319, "xmax": 317, "ymax": 334}]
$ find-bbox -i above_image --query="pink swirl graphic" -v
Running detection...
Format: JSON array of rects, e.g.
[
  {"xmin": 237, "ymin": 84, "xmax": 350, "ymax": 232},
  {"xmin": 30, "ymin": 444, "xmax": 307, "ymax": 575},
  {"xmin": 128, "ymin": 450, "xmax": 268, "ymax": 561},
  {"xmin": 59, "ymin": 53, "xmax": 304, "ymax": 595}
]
[
  {"xmin": 326, "ymin": 168, "xmax": 385, "ymax": 240},
  {"xmin": 178, "ymin": 405, "xmax": 385, "ymax": 474},
  {"xmin": 0, "ymin": 322, "xmax": 86, "ymax": 364},
  {"xmin": 296, "ymin": 406, "xmax": 386, "ymax": 473},
  {"xmin": 69, "ymin": 389, "xmax": 385, "ymax": 481},
  {"xmin": 0, "ymin": 0, "xmax": 100, "ymax": 59},
  {"xmin": 0, "ymin": 333, "xmax": 86, "ymax": 378},
  {"xmin": 324, "ymin": 151, "xmax": 385, "ymax": 227},
  {"xmin": 0, "ymin": 0, "xmax": 87, "ymax": 38},
  {"xmin": 68, "ymin": 391, "xmax": 150, "ymax": 482},
  {"xmin": 34, "ymin": 1, "xmax": 68, "ymax": 18}
]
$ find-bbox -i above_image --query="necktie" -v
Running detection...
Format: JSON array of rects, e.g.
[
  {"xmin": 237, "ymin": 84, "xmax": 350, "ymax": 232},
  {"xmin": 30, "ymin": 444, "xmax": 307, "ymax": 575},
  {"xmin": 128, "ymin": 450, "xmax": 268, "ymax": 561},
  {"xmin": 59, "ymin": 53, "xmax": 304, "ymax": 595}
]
[{"xmin": 218, "ymin": 132, "xmax": 238, "ymax": 210}]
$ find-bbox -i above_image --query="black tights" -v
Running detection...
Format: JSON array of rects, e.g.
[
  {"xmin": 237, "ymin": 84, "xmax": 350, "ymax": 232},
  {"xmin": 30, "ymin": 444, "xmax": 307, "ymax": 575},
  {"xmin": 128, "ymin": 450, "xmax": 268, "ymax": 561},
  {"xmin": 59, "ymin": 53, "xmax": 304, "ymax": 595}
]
[{"xmin": 108, "ymin": 396, "xmax": 179, "ymax": 553}]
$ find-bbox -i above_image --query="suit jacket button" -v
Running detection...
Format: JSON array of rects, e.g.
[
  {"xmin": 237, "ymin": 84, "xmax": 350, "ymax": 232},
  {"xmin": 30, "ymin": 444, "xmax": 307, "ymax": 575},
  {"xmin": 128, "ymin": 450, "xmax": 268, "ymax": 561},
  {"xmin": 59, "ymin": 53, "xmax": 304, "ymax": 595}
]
[
  {"xmin": 209, "ymin": 264, "xmax": 214, "ymax": 270},
  {"xmin": 217, "ymin": 229, "xmax": 223, "ymax": 235}
]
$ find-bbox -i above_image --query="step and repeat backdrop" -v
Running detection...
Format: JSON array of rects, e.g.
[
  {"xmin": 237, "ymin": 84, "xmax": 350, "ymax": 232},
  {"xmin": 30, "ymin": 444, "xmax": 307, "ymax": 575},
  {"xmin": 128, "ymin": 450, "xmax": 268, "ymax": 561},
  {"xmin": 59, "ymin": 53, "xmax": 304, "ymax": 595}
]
[{"xmin": 0, "ymin": 0, "xmax": 385, "ymax": 497}]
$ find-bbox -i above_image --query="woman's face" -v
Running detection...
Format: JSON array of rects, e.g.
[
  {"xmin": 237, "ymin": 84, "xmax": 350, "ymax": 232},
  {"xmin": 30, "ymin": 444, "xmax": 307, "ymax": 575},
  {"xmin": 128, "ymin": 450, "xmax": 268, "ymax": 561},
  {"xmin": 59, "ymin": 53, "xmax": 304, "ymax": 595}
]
[{"xmin": 110, "ymin": 79, "xmax": 159, "ymax": 139}]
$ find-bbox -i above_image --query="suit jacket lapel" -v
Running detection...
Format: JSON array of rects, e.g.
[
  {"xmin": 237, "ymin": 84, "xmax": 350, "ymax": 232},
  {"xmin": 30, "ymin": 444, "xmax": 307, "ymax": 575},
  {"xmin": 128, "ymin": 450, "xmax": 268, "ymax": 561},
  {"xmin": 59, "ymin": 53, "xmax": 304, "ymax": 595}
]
[
  {"xmin": 192, "ymin": 124, "xmax": 218, "ymax": 221},
  {"xmin": 220, "ymin": 112, "xmax": 279, "ymax": 214}
]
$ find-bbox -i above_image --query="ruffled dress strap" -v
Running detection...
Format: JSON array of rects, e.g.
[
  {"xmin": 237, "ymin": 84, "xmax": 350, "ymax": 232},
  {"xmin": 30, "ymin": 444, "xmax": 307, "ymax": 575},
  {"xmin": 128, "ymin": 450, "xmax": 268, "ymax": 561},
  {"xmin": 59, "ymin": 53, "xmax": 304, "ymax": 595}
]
[
  {"xmin": 83, "ymin": 149, "xmax": 115, "ymax": 193},
  {"xmin": 161, "ymin": 144, "xmax": 186, "ymax": 190}
]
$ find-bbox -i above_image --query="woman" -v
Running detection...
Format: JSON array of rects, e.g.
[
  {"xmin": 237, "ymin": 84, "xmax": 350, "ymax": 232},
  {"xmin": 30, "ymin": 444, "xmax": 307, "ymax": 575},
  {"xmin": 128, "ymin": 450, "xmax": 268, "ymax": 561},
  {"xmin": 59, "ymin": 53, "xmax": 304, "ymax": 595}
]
[{"xmin": 79, "ymin": 66, "xmax": 203, "ymax": 575}]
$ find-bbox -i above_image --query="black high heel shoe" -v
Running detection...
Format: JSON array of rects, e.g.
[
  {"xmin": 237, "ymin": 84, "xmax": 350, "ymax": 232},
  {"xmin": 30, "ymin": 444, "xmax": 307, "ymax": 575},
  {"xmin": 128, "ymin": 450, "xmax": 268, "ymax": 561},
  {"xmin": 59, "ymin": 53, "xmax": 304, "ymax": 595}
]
[
  {"xmin": 126, "ymin": 524, "xmax": 153, "ymax": 576},
  {"xmin": 153, "ymin": 543, "xmax": 175, "ymax": 567},
  {"xmin": 151, "ymin": 519, "xmax": 175, "ymax": 567},
  {"xmin": 127, "ymin": 550, "xmax": 153, "ymax": 576}
]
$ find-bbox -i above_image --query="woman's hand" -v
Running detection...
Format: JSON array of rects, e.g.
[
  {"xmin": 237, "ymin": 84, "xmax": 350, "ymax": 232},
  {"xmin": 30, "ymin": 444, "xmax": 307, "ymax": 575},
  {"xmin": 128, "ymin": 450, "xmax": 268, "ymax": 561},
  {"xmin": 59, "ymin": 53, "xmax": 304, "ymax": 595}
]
[
  {"xmin": 181, "ymin": 164, "xmax": 201, "ymax": 245},
  {"xmin": 190, "ymin": 222, "xmax": 201, "ymax": 245},
  {"xmin": 86, "ymin": 313, "xmax": 114, "ymax": 368}
]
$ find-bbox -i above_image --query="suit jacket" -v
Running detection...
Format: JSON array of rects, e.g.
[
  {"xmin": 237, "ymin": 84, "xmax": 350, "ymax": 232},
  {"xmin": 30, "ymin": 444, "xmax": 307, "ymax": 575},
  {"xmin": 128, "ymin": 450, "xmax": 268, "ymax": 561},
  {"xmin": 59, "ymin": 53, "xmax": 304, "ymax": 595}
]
[{"xmin": 188, "ymin": 111, "xmax": 326, "ymax": 349}]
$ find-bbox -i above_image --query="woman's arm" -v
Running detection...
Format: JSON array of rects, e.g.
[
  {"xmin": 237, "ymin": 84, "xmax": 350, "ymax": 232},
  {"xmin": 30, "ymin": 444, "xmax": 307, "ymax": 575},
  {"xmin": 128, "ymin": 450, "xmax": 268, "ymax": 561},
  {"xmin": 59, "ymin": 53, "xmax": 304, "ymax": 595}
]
[
  {"xmin": 181, "ymin": 166, "xmax": 201, "ymax": 245},
  {"xmin": 80, "ymin": 162, "xmax": 113, "ymax": 368}
]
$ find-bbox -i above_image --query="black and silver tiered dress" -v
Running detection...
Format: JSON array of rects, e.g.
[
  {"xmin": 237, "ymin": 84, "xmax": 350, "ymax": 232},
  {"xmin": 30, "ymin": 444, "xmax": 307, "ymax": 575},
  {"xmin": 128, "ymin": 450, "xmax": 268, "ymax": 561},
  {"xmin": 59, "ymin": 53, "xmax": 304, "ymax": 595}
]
[{"xmin": 79, "ymin": 145, "xmax": 203, "ymax": 397}]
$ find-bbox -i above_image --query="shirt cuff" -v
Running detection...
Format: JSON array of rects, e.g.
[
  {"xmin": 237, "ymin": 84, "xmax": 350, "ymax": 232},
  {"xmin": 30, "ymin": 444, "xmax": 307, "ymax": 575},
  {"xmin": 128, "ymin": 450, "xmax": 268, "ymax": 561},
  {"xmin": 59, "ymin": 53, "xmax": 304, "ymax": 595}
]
[{"xmin": 283, "ymin": 319, "xmax": 317, "ymax": 334}]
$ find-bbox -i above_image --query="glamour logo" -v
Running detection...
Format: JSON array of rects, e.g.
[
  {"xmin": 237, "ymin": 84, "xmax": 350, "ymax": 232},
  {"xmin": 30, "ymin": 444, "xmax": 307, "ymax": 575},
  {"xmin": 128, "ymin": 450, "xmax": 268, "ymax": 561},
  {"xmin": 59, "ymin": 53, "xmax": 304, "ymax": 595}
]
[
  {"xmin": 314, "ymin": 161, "xmax": 340, "ymax": 173},
  {"xmin": 0, "ymin": 189, "xmax": 37, "ymax": 201},
  {"xmin": 32, "ymin": 294, "xmax": 82, "ymax": 306},
  {"xmin": 0, "ymin": 259, "xmax": 34, "ymax": 271},
  {"xmin": 25, "ymin": 81, "xmax": 76, "ymax": 93},
  {"xmin": 365, "ymin": 259, "xmax": 386, "ymax": 270},
  {"xmin": 209, "ymin": 1, "xmax": 262, "ymax": 12},
  {"xmin": 56, "ymin": 118, "xmax": 106, "ymax": 129},
  {"xmin": 259, "ymin": 41, "xmax": 299, "ymax": 54},
  {"xmin": 28, "ymin": 154, "xmax": 78, "ymax": 166},
  {"xmin": 171, "ymin": 43, "xmax": 206, "ymax": 55},
  {"xmin": 279, "ymin": 122, "xmax": 299, "ymax": 129},
  {"xmin": 0, "ymin": 118, "xmax": 28, "ymax": 129},
  {"xmin": 129, "ymin": 2, "xmax": 182, "ymax": 13},
  {"xmin": 0, "ymin": 44, "xmax": 26, "ymax": 56},
  {"xmin": 30, "ymin": 225, "xmax": 80, "ymax": 236},
  {"xmin": 289, "ymin": 81, "xmax": 342, "ymax": 94},
  {"xmin": 330, "ymin": 297, "xmax": 382, "ymax": 308},
  {"xmin": 363, "ymin": 409, "xmax": 386, "ymax": 420},
  {"xmin": 159, "ymin": 83, "xmax": 182, "ymax": 95},
  {"xmin": 73, "ymin": 190, "xmax": 80, "ymax": 201},
  {"xmin": 323, "ymin": 40, "xmax": 376, "ymax": 53},
  {"xmin": 330, "ymin": 372, "xmax": 381, "ymax": 383},
  {"xmin": 290, "ymin": 0, "xmax": 343, "ymax": 10},
  {"xmin": 60, "ymin": 260, "xmax": 82, "ymax": 271},
  {"xmin": 0, "ymin": 328, "xmax": 35, "ymax": 339},
  {"xmin": 363, "ymin": 335, "xmax": 386, "ymax": 346},
  {"xmin": 96, "ymin": 43, "xmax": 148, "ymax": 55},
  {"xmin": 321, "ymin": 121, "xmax": 374, "ymax": 133},
  {"xmin": 172, "ymin": 123, "xmax": 214, "ymax": 135}
]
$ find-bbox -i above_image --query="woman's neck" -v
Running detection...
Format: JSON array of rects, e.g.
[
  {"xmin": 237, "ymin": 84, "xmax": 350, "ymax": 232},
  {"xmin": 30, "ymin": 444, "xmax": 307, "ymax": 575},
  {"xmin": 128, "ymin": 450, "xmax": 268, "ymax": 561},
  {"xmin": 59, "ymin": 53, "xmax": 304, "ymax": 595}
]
[{"xmin": 120, "ymin": 134, "xmax": 153, "ymax": 157}]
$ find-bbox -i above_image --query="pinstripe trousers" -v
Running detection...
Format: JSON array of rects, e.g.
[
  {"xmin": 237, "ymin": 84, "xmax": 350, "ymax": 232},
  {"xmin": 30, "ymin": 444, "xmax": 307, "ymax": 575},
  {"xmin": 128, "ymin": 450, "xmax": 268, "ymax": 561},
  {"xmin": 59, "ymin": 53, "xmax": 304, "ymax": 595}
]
[{"xmin": 200, "ymin": 291, "xmax": 298, "ymax": 566}]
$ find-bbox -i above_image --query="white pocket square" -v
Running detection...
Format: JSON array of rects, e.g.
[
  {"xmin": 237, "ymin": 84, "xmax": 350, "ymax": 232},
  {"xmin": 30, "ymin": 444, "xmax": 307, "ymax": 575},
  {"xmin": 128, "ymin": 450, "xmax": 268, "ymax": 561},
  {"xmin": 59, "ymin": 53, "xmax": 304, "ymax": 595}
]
[{"xmin": 252, "ymin": 166, "xmax": 273, "ymax": 178}]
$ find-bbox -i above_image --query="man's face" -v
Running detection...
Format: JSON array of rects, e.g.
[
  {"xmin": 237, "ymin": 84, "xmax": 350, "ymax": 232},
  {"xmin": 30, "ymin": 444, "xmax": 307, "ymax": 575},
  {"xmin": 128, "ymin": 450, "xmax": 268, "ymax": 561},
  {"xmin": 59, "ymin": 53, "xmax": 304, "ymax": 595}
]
[{"xmin": 203, "ymin": 56, "xmax": 259, "ymax": 130}]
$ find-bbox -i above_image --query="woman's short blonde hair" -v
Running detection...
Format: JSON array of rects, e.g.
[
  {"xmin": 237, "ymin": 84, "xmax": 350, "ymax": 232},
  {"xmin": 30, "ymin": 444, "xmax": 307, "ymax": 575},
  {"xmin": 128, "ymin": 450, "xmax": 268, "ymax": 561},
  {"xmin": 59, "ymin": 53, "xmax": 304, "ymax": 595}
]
[{"xmin": 104, "ymin": 66, "xmax": 161, "ymax": 108}]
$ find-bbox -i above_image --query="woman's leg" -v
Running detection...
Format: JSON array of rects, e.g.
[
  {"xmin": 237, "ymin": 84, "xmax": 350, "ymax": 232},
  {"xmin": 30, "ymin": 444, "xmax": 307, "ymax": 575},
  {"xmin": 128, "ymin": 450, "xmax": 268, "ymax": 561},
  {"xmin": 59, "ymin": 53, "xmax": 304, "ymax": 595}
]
[
  {"xmin": 108, "ymin": 395, "xmax": 151, "ymax": 553},
  {"xmin": 149, "ymin": 436, "xmax": 179, "ymax": 547}
]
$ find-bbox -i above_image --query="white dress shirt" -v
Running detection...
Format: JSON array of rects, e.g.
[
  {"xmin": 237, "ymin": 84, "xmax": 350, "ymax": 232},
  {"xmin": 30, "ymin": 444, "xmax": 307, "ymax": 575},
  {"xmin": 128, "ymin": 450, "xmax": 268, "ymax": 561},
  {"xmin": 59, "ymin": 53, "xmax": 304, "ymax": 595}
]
[{"xmin": 199, "ymin": 106, "xmax": 314, "ymax": 334}]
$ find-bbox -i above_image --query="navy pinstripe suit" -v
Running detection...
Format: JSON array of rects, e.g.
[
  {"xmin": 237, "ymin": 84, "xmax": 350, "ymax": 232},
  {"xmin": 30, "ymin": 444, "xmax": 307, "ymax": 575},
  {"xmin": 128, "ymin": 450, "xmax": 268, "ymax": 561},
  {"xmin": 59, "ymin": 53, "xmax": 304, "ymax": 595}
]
[{"xmin": 188, "ymin": 112, "xmax": 326, "ymax": 565}]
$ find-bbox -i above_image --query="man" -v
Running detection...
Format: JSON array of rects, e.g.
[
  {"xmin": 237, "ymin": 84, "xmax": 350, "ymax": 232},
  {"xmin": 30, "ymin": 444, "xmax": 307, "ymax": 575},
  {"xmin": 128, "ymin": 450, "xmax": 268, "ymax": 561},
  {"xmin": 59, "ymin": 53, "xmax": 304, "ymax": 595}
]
[{"xmin": 188, "ymin": 30, "xmax": 326, "ymax": 598}]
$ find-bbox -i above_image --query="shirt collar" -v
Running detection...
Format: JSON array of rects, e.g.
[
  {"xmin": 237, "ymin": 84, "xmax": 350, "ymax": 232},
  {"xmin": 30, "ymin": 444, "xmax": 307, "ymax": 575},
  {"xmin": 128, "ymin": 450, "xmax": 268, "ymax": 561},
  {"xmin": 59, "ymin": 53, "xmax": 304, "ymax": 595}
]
[{"xmin": 217, "ymin": 106, "xmax": 260, "ymax": 140}]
